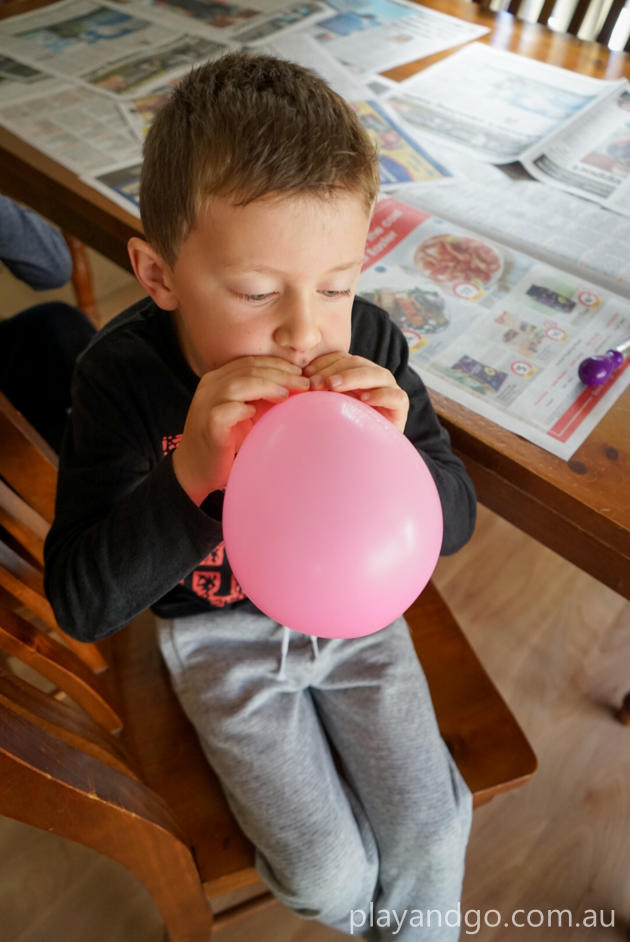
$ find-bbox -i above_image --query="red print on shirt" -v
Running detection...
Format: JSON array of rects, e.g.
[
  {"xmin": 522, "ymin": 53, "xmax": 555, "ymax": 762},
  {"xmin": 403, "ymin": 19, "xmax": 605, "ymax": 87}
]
[{"xmin": 162, "ymin": 434, "xmax": 245, "ymax": 607}]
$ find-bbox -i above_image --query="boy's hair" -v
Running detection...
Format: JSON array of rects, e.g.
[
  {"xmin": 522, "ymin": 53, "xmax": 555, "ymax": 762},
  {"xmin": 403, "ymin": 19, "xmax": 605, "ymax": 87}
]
[{"xmin": 139, "ymin": 51, "xmax": 379, "ymax": 265}]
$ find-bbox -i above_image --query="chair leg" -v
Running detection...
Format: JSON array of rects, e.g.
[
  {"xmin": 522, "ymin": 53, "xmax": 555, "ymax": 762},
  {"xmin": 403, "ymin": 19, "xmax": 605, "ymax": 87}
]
[
  {"xmin": 617, "ymin": 691, "xmax": 630, "ymax": 725},
  {"xmin": 63, "ymin": 233, "xmax": 100, "ymax": 327},
  {"xmin": 212, "ymin": 892, "xmax": 278, "ymax": 931},
  {"xmin": 0, "ymin": 719, "xmax": 214, "ymax": 942}
]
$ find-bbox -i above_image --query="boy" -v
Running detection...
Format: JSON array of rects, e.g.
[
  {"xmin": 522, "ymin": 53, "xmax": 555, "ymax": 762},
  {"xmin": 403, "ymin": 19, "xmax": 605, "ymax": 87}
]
[{"xmin": 44, "ymin": 52, "xmax": 476, "ymax": 939}]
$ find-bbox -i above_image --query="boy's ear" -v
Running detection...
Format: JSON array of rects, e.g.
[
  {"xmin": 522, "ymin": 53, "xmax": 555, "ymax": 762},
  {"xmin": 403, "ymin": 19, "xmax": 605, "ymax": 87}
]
[{"xmin": 127, "ymin": 237, "xmax": 178, "ymax": 310}]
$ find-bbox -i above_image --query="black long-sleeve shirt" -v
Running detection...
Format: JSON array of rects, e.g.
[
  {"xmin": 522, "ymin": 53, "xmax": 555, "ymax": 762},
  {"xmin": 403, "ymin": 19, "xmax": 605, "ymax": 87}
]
[{"xmin": 44, "ymin": 295, "xmax": 476, "ymax": 641}]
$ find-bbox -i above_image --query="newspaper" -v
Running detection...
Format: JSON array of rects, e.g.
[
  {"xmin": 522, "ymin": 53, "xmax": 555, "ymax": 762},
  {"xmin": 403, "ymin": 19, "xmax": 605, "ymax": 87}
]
[
  {"xmin": 230, "ymin": 1, "xmax": 334, "ymax": 44},
  {"xmin": 113, "ymin": 36, "xmax": 391, "ymax": 140},
  {"xmin": 0, "ymin": 53, "xmax": 65, "ymax": 103},
  {"xmin": 117, "ymin": 72, "xmax": 186, "ymax": 138},
  {"xmin": 0, "ymin": 0, "xmax": 177, "ymax": 78},
  {"xmin": 252, "ymin": 30, "xmax": 393, "ymax": 100},
  {"xmin": 309, "ymin": 0, "xmax": 488, "ymax": 75},
  {"xmin": 82, "ymin": 33, "xmax": 232, "ymax": 96},
  {"xmin": 0, "ymin": 81, "xmax": 141, "ymax": 173},
  {"xmin": 352, "ymin": 99, "xmax": 451, "ymax": 187},
  {"xmin": 358, "ymin": 193, "xmax": 630, "ymax": 458},
  {"xmin": 522, "ymin": 84, "xmax": 630, "ymax": 214},
  {"xmin": 86, "ymin": 157, "xmax": 142, "ymax": 213},
  {"xmin": 111, "ymin": 0, "xmax": 332, "ymax": 43},
  {"xmin": 404, "ymin": 176, "xmax": 630, "ymax": 296},
  {"xmin": 385, "ymin": 43, "xmax": 622, "ymax": 162},
  {"xmin": 100, "ymin": 93, "xmax": 450, "ymax": 198}
]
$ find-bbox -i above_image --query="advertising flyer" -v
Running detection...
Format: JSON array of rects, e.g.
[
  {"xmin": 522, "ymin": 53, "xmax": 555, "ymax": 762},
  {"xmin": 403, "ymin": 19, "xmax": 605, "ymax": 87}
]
[{"xmin": 359, "ymin": 196, "xmax": 630, "ymax": 458}]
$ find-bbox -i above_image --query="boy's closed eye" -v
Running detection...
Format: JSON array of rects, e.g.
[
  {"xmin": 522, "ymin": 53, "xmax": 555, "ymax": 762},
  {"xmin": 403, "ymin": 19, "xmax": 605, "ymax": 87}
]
[
  {"xmin": 320, "ymin": 289, "xmax": 352, "ymax": 298},
  {"xmin": 234, "ymin": 289, "xmax": 353, "ymax": 303},
  {"xmin": 235, "ymin": 291, "xmax": 275, "ymax": 302}
]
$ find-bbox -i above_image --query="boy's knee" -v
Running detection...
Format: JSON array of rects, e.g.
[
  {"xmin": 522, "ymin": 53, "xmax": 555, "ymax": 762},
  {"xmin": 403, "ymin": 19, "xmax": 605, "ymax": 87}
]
[
  {"xmin": 258, "ymin": 841, "xmax": 377, "ymax": 924},
  {"xmin": 417, "ymin": 787, "xmax": 473, "ymax": 874}
]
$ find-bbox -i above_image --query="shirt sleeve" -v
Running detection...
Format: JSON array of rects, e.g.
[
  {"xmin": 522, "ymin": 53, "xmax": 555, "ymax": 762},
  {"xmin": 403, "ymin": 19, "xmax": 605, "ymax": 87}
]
[
  {"xmin": 0, "ymin": 195, "xmax": 72, "ymax": 289},
  {"xmin": 351, "ymin": 299, "xmax": 476, "ymax": 555},
  {"xmin": 43, "ymin": 345, "xmax": 222, "ymax": 642}
]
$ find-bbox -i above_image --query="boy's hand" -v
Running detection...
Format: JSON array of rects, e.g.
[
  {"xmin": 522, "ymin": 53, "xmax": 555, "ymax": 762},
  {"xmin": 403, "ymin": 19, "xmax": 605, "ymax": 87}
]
[
  {"xmin": 304, "ymin": 353, "xmax": 409, "ymax": 433},
  {"xmin": 173, "ymin": 356, "xmax": 309, "ymax": 505}
]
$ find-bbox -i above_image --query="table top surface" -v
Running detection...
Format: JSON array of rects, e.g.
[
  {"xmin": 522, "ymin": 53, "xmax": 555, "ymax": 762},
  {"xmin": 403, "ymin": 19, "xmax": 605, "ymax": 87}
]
[{"xmin": 1, "ymin": 0, "xmax": 629, "ymax": 598}]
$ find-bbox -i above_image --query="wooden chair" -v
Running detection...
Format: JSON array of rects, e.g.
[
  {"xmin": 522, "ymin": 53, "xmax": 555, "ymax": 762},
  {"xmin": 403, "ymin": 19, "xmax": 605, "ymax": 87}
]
[
  {"xmin": 0, "ymin": 389, "xmax": 537, "ymax": 942},
  {"xmin": 471, "ymin": 0, "xmax": 629, "ymax": 48}
]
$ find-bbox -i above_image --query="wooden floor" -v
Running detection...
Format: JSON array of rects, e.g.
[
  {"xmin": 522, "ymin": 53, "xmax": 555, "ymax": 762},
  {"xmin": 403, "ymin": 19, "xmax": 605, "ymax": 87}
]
[{"xmin": 2, "ymin": 251, "xmax": 630, "ymax": 941}]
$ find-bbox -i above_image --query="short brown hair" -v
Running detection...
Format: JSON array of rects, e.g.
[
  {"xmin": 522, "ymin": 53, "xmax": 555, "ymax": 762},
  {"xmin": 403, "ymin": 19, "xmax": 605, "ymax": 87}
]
[{"xmin": 139, "ymin": 51, "xmax": 379, "ymax": 265}]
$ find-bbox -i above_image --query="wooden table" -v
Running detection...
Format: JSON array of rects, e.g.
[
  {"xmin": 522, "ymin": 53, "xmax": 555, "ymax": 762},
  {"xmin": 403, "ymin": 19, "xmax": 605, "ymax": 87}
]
[{"xmin": 1, "ymin": 0, "xmax": 629, "ymax": 599}]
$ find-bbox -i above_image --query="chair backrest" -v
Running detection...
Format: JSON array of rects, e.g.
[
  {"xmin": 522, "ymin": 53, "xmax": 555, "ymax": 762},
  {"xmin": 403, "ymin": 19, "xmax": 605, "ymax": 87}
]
[
  {"xmin": 0, "ymin": 390, "xmax": 220, "ymax": 940},
  {"xmin": 0, "ymin": 391, "xmax": 108, "ymax": 674},
  {"xmin": 471, "ymin": 0, "xmax": 629, "ymax": 48}
]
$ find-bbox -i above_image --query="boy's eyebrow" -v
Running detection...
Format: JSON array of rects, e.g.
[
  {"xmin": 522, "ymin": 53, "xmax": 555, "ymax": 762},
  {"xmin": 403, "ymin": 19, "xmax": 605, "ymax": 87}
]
[
  {"xmin": 231, "ymin": 259, "xmax": 364, "ymax": 274},
  {"xmin": 327, "ymin": 259, "xmax": 365, "ymax": 273}
]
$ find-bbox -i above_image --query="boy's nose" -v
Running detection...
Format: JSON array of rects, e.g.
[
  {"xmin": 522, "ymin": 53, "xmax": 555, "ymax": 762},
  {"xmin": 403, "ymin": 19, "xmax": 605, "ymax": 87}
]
[{"xmin": 274, "ymin": 302, "xmax": 321, "ymax": 358}]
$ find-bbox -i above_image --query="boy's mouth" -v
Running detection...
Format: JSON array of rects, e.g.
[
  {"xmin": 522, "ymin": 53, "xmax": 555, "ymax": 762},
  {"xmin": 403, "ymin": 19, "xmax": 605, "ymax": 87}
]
[{"xmin": 286, "ymin": 354, "xmax": 311, "ymax": 369}]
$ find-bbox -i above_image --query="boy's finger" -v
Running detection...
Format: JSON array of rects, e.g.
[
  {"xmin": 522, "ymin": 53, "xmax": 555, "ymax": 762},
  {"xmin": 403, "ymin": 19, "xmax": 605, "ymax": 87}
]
[
  {"xmin": 219, "ymin": 372, "xmax": 308, "ymax": 403},
  {"xmin": 230, "ymin": 375, "xmax": 310, "ymax": 405},
  {"xmin": 253, "ymin": 369, "xmax": 310, "ymax": 388},
  {"xmin": 302, "ymin": 352, "xmax": 347, "ymax": 376},
  {"xmin": 359, "ymin": 386, "xmax": 408, "ymax": 409},
  {"xmin": 210, "ymin": 400, "xmax": 257, "ymax": 432},
  {"xmin": 309, "ymin": 365, "xmax": 393, "ymax": 391},
  {"xmin": 234, "ymin": 355, "xmax": 304, "ymax": 374}
]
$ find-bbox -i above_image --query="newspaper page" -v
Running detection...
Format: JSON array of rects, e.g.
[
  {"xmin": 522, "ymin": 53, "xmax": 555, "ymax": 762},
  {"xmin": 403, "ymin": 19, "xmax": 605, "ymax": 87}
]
[
  {"xmin": 231, "ymin": 1, "xmax": 334, "ymax": 44},
  {"xmin": 522, "ymin": 82, "xmax": 630, "ymax": 216},
  {"xmin": 357, "ymin": 196, "xmax": 630, "ymax": 458},
  {"xmin": 0, "ymin": 0, "xmax": 178, "ymax": 78},
  {"xmin": 352, "ymin": 99, "xmax": 451, "ymax": 186},
  {"xmin": 83, "ymin": 157, "xmax": 142, "ymax": 215},
  {"xmin": 118, "ymin": 52, "xmax": 396, "ymax": 140},
  {"xmin": 110, "ymin": 0, "xmax": 331, "ymax": 42},
  {"xmin": 82, "ymin": 33, "xmax": 232, "ymax": 96},
  {"xmin": 0, "ymin": 81, "xmax": 141, "ymax": 174},
  {"xmin": 384, "ymin": 42, "xmax": 622, "ymax": 165},
  {"xmin": 117, "ymin": 70, "xmax": 186, "ymax": 137},
  {"xmin": 309, "ymin": 0, "xmax": 489, "ymax": 75},
  {"xmin": 110, "ymin": 0, "xmax": 264, "ymax": 34},
  {"xmin": 402, "ymin": 177, "xmax": 630, "ymax": 296},
  {"xmin": 253, "ymin": 30, "xmax": 392, "ymax": 100},
  {"xmin": 117, "ymin": 86, "xmax": 447, "ymax": 188},
  {"xmin": 0, "ymin": 53, "xmax": 66, "ymax": 103}
]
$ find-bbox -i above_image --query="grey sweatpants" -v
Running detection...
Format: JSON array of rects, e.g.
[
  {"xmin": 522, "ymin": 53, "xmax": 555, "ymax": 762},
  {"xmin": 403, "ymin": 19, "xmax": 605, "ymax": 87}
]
[{"xmin": 157, "ymin": 610, "xmax": 472, "ymax": 940}]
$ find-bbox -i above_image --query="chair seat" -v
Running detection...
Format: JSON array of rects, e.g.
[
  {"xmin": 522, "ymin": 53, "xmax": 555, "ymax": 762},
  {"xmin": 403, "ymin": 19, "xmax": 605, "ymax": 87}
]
[
  {"xmin": 107, "ymin": 584, "xmax": 536, "ymax": 900},
  {"xmin": 405, "ymin": 584, "xmax": 537, "ymax": 804},
  {"xmin": 107, "ymin": 611, "xmax": 258, "ymax": 897}
]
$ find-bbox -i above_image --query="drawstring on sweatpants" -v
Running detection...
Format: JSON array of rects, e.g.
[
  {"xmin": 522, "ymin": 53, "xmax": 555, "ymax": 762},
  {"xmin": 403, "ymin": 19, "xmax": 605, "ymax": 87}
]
[
  {"xmin": 277, "ymin": 626, "xmax": 320, "ymax": 679},
  {"xmin": 278, "ymin": 625, "xmax": 291, "ymax": 680}
]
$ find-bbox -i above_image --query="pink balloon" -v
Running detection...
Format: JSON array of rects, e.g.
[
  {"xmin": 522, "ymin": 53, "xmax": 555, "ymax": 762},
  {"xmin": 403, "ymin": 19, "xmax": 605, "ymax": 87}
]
[{"xmin": 223, "ymin": 391, "xmax": 443, "ymax": 639}]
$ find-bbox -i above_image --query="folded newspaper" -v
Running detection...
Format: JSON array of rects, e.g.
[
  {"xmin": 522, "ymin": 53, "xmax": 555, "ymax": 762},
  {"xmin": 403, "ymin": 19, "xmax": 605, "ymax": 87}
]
[{"xmin": 384, "ymin": 42, "xmax": 630, "ymax": 217}]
